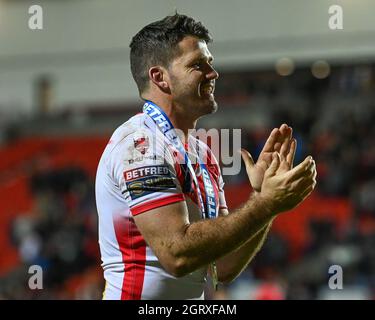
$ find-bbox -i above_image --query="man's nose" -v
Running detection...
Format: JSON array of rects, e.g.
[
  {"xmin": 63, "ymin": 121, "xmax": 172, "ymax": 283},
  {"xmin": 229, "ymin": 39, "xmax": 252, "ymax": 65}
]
[{"xmin": 206, "ymin": 65, "xmax": 219, "ymax": 80}]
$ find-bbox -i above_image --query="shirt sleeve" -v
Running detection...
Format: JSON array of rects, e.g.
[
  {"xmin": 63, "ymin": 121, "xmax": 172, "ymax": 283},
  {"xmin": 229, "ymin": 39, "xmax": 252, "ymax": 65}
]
[{"xmin": 110, "ymin": 127, "xmax": 185, "ymax": 216}]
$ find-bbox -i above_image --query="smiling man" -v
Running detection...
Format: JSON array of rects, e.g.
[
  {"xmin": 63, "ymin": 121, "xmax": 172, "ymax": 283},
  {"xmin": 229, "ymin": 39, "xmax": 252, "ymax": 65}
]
[{"xmin": 95, "ymin": 13, "xmax": 317, "ymax": 300}]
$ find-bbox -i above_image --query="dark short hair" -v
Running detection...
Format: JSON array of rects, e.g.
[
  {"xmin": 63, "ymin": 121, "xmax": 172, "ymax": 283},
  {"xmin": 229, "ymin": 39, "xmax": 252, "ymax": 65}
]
[{"xmin": 129, "ymin": 13, "xmax": 212, "ymax": 96}]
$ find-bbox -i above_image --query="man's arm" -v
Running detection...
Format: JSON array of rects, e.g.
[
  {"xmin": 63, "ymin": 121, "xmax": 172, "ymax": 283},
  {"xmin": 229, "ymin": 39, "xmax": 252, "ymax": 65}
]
[
  {"xmin": 133, "ymin": 191, "xmax": 274, "ymax": 277},
  {"xmin": 133, "ymin": 153, "xmax": 316, "ymax": 277},
  {"xmin": 213, "ymin": 125, "xmax": 296, "ymax": 283},
  {"xmin": 213, "ymin": 208, "xmax": 273, "ymax": 283}
]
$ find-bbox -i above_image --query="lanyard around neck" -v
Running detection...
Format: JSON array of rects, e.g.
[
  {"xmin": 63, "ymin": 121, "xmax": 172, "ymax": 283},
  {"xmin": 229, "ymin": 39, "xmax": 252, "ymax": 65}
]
[{"xmin": 142, "ymin": 100, "xmax": 217, "ymax": 219}]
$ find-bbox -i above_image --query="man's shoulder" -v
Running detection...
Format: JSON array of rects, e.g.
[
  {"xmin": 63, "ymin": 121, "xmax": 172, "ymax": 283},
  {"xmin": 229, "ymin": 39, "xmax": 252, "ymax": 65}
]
[
  {"xmin": 116, "ymin": 113, "xmax": 147, "ymax": 134},
  {"xmin": 105, "ymin": 112, "xmax": 171, "ymax": 164},
  {"xmin": 109, "ymin": 113, "xmax": 154, "ymax": 146}
]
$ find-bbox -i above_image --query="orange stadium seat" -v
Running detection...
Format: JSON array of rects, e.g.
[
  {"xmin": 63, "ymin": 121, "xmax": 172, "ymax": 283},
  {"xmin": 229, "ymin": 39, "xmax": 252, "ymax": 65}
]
[{"xmin": 0, "ymin": 136, "xmax": 107, "ymax": 275}]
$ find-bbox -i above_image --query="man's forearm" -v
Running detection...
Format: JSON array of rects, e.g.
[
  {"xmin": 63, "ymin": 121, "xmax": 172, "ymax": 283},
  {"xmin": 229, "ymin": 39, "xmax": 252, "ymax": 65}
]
[
  {"xmin": 173, "ymin": 194, "xmax": 274, "ymax": 276},
  {"xmin": 215, "ymin": 219, "xmax": 274, "ymax": 283}
]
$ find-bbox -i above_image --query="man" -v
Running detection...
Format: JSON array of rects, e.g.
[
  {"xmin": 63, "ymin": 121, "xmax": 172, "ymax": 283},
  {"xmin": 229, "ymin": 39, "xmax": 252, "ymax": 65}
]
[{"xmin": 95, "ymin": 13, "xmax": 316, "ymax": 300}]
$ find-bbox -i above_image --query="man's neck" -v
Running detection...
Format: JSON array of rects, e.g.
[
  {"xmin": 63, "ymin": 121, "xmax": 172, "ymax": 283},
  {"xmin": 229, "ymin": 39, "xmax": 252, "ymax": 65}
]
[{"xmin": 144, "ymin": 95, "xmax": 196, "ymax": 141}]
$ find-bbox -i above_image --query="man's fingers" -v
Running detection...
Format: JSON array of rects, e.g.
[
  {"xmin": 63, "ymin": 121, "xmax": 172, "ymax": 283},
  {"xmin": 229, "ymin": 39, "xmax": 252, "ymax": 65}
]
[
  {"xmin": 240, "ymin": 149, "xmax": 255, "ymax": 175},
  {"xmin": 265, "ymin": 152, "xmax": 280, "ymax": 177},
  {"xmin": 262, "ymin": 128, "xmax": 281, "ymax": 153},
  {"xmin": 274, "ymin": 142, "xmax": 282, "ymax": 152},
  {"xmin": 279, "ymin": 123, "xmax": 290, "ymax": 131},
  {"xmin": 279, "ymin": 125, "xmax": 292, "ymax": 159},
  {"xmin": 286, "ymin": 138, "xmax": 297, "ymax": 169},
  {"xmin": 293, "ymin": 172, "xmax": 316, "ymax": 191},
  {"xmin": 300, "ymin": 183, "xmax": 316, "ymax": 201},
  {"xmin": 284, "ymin": 156, "xmax": 315, "ymax": 181}
]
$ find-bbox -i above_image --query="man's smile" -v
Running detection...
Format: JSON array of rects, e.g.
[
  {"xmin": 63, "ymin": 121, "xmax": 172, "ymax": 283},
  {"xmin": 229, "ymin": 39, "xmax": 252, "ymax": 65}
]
[{"xmin": 199, "ymin": 82, "xmax": 215, "ymax": 98}]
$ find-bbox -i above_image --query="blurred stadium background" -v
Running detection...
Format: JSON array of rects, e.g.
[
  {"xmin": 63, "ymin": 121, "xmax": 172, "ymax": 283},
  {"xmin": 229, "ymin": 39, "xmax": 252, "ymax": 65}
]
[{"xmin": 1, "ymin": 0, "xmax": 375, "ymax": 299}]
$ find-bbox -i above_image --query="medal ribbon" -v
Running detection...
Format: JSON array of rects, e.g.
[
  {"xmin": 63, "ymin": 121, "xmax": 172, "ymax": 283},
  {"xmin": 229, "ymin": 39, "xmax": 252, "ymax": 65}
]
[{"xmin": 143, "ymin": 100, "xmax": 219, "ymax": 289}]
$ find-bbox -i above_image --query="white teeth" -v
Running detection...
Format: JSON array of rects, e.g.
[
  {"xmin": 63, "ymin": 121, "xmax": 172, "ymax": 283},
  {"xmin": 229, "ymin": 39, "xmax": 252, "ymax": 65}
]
[{"xmin": 202, "ymin": 86, "xmax": 213, "ymax": 94}]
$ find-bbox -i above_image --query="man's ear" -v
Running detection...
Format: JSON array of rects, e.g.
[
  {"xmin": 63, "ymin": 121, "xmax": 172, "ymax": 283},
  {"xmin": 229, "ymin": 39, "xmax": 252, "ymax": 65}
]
[{"xmin": 149, "ymin": 66, "xmax": 170, "ymax": 93}]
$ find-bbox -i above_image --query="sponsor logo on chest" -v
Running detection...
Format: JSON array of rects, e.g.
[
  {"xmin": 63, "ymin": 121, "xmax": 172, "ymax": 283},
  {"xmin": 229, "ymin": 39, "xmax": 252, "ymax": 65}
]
[{"xmin": 124, "ymin": 165, "xmax": 170, "ymax": 181}]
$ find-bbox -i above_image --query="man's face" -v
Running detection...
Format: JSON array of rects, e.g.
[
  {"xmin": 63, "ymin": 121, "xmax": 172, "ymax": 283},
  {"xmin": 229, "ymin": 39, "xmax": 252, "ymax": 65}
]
[{"xmin": 166, "ymin": 36, "xmax": 219, "ymax": 118}]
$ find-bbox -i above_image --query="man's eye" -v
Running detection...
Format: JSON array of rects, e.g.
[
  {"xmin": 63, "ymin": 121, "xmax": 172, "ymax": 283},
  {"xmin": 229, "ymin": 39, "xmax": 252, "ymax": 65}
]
[{"xmin": 192, "ymin": 63, "xmax": 201, "ymax": 70}]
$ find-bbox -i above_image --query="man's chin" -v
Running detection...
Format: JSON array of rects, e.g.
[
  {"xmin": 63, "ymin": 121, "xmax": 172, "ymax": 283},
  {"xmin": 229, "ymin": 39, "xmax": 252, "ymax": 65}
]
[
  {"xmin": 207, "ymin": 98, "xmax": 218, "ymax": 113},
  {"xmin": 199, "ymin": 100, "xmax": 218, "ymax": 117},
  {"xmin": 209, "ymin": 102, "xmax": 218, "ymax": 114}
]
